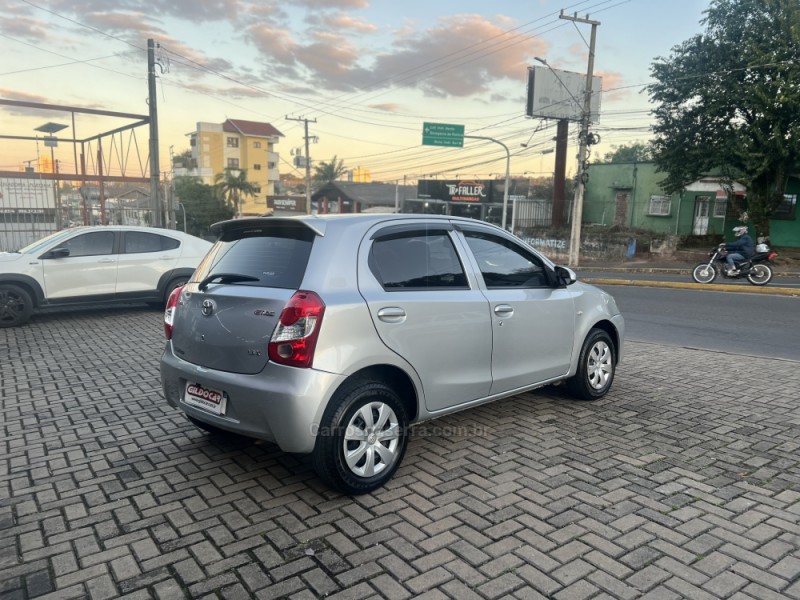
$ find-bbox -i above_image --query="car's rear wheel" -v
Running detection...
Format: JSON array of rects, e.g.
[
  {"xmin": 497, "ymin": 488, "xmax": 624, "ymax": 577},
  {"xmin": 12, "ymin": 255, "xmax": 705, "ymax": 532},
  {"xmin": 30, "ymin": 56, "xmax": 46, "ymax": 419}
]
[
  {"xmin": 0, "ymin": 284, "xmax": 34, "ymax": 328},
  {"xmin": 313, "ymin": 381, "xmax": 408, "ymax": 495},
  {"xmin": 565, "ymin": 328, "xmax": 616, "ymax": 400}
]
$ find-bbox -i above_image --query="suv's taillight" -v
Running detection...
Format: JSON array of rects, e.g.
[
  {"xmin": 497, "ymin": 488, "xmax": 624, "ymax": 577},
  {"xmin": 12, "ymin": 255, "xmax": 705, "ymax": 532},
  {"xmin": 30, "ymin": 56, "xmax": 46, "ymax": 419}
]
[
  {"xmin": 164, "ymin": 286, "xmax": 183, "ymax": 340},
  {"xmin": 268, "ymin": 291, "xmax": 325, "ymax": 368}
]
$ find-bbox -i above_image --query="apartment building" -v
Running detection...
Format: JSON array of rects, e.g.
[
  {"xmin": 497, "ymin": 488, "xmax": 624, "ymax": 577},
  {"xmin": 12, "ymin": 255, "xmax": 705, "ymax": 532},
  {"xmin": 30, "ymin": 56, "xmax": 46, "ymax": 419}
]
[{"xmin": 187, "ymin": 119, "xmax": 283, "ymax": 216}]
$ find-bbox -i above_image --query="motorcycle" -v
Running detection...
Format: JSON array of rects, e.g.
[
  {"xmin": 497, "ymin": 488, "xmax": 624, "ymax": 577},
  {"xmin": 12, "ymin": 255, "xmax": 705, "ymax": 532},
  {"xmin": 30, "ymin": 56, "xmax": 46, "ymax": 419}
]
[{"xmin": 692, "ymin": 244, "xmax": 778, "ymax": 286}]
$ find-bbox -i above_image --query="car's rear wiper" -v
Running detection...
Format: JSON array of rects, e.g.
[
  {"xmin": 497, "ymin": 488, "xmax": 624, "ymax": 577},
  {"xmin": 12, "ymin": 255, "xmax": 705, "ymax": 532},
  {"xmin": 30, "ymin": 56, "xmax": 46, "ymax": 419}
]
[{"xmin": 198, "ymin": 273, "xmax": 260, "ymax": 291}]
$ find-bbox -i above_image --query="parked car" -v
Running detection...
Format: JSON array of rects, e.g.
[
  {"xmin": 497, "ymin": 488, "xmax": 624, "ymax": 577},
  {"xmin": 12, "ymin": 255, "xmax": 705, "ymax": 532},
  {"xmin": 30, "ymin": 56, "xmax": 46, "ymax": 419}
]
[
  {"xmin": 160, "ymin": 215, "xmax": 624, "ymax": 494},
  {"xmin": 0, "ymin": 226, "xmax": 212, "ymax": 327}
]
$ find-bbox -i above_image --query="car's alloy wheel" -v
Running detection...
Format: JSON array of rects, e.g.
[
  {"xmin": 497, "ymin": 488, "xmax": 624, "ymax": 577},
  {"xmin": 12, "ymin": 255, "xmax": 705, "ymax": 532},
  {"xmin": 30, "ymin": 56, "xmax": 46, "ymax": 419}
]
[
  {"xmin": 565, "ymin": 328, "xmax": 615, "ymax": 400},
  {"xmin": 0, "ymin": 284, "xmax": 33, "ymax": 328},
  {"xmin": 314, "ymin": 381, "xmax": 408, "ymax": 495}
]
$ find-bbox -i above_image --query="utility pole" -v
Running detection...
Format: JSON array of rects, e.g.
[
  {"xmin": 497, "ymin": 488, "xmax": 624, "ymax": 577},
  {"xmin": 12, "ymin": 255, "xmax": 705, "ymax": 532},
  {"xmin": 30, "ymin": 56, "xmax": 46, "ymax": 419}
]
[
  {"xmin": 147, "ymin": 39, "xmax": 162, "ymax": 227},
  {"xmin": 560, "ymin": 11, "xmax": 599, "ymax": 267},
  {"xmin": 286, "ymin": 116, "xmax": 317, "ymax": 214}
]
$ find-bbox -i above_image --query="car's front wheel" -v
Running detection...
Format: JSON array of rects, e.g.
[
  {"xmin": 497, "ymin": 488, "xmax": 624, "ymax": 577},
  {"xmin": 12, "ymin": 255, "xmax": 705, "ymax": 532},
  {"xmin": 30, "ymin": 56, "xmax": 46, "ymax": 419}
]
[
  {"xmin": 313, "ymin": 381, "xmax": 408, "ymax": 495},
  {"xmin": 565, "ymin": 328, "xmax": 616, "ymax": 400},
  {"xmin": 0, "ymin": 284, "xmax": 34, "ymax": 328}
]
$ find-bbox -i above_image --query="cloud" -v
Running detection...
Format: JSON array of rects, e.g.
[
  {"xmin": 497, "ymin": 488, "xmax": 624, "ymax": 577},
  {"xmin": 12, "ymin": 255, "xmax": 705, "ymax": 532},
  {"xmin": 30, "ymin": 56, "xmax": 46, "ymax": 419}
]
[
  {"xmin": 292, "ymin": 0, "xmax": 368, "ymax": 8},
  {"xmin": 0, "ymin": 4, "xmax": 52, "ymax": 42},
  {"xmin": 50, "ymin": 0, "xmax": 241, "ymax": 23},
  {"xmin": 310, "ymin": 13, "xmax": 378, "ymax": 33},
  {"xmin": 246, "ymin": 13, "xmax": 549, "ymax": 98},
  {"xmin": 367, "ymin": 103, "xmax": 402, "ymax": 113},
  {"xmin": 373, "ymin": 14, "xmax": 549, "ymax": 97},
  {"xmin": 595, "ymin": 70, "xmax": 628, "ymax": 101}
]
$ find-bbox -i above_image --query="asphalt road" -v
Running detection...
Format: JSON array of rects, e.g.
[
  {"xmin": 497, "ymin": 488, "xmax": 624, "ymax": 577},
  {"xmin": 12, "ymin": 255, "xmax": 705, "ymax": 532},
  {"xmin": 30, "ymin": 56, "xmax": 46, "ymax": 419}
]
[
  {"xmin": 594, "ymin": 283, "xmax": 800, "ymax": 361},
  {"xmin": 579, "ymin": 269, "xmax": 800, "ymax": 288}
]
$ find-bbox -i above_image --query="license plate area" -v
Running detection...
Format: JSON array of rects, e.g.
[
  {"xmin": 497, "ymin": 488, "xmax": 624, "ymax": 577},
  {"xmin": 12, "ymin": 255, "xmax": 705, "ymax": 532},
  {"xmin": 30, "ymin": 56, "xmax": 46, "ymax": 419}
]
[{"xmin": 184, "ymin": 382, "xmax": 228, "ymax": 415}]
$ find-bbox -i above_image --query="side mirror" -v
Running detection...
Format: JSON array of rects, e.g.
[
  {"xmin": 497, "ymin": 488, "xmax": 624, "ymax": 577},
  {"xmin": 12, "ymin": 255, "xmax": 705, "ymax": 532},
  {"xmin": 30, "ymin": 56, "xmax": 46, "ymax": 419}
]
[
  {"xmin": 47, "ymin": 247, "xmax": 70, "ymax": 259},
  {"xmin": 554, "ymin": 265, "xmax": 577, "ymax": 286}
]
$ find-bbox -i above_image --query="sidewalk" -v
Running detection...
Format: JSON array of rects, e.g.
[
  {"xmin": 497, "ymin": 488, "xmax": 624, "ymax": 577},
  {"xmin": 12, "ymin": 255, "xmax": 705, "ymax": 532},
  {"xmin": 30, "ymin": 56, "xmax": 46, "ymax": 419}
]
[{"xmin": 573, "ymin": 253, "xmax": 800, "ymax": 276}]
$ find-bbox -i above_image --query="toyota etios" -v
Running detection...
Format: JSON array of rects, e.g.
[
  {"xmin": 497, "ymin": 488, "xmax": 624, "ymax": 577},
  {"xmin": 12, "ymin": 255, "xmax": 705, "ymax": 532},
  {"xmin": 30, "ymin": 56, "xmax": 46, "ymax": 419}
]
[{"xmin": 160, "ymin": 214, "xmax": 624, "ymax": 494}]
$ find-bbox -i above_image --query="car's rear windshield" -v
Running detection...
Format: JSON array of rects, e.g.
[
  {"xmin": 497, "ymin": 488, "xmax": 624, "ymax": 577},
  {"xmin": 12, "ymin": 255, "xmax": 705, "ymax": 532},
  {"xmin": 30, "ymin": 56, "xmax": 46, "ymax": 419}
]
[{"xmin": 195, "ymin": 225, "xmax": 315, "ymax": 290}]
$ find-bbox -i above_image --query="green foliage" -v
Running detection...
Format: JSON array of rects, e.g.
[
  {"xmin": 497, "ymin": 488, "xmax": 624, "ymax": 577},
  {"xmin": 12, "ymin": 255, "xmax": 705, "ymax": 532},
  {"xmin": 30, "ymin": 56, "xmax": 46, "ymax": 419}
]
[
  {"xmin": 603, "ymin": 142, "xmax": 654, "ymax": 163},
  {"xmin": 213, "ymin": 169, "xmax": 258, "ymax": 218},
  {"xmin": 174, "ymin": 177, "xmax": 234, "ymax": 237},
  {"xmin": 313, "ymin": 155, "xmax": 347, "ymax": 184},
  {"xmin": 172, "ymin": 149, "xmax": 194, "ymax": 169},
  {"xmin": 648, "ymin": 0, "xmax": 800, "ymax": 237}
]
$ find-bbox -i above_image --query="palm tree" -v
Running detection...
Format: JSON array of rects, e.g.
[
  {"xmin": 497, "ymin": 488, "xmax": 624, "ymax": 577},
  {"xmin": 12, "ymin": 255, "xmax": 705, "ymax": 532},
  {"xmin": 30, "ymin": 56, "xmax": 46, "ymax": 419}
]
[
  {"xmin": 214, "ymin": 168, "xmax": 258, "ymax": 218},
  {"xmin": 313, "ymin": 156, "xmax": 347, "ymax": 184}
]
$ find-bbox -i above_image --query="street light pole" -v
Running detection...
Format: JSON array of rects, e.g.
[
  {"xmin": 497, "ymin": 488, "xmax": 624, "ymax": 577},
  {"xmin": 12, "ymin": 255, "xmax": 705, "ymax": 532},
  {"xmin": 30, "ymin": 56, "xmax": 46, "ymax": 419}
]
[
  {"xmin": 464, "ymin": 135, "xmax": 510, "ymax": 230},
  {"xmin": 560, "ymin": 12, "xmax": 600, "ymax": 267}
]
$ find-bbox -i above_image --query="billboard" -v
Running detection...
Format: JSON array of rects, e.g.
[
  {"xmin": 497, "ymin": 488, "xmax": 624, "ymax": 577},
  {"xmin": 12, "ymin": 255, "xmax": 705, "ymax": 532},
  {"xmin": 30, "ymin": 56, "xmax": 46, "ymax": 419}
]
[
  {"xmin": 417, "ymin": 179, "xmax": 530, "ymax": 204},
  {"xmin": 526, "ymin": 66, "xmax": 601, "ymax": 122}
]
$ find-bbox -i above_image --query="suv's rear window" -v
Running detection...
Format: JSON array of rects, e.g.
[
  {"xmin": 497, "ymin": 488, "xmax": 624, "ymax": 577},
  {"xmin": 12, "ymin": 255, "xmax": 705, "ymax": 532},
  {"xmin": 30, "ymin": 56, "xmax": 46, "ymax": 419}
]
[{"xmin": 197, "ymin": 228, "xmax": 314, "ymax": 289}]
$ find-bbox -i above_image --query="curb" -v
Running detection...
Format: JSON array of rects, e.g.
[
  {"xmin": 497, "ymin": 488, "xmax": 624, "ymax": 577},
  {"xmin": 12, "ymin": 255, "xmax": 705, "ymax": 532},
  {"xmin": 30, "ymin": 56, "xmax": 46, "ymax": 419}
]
[{"xmin": 583, "ymin": 277, "xmax": 800, "ymax": 296}]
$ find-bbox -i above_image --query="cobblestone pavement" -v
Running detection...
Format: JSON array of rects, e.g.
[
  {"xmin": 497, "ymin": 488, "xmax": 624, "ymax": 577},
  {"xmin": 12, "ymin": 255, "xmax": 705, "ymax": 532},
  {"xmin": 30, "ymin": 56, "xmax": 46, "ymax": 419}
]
[{"xmin": 2, "ymin": 307, "xmax": 800, "ymax": 600}]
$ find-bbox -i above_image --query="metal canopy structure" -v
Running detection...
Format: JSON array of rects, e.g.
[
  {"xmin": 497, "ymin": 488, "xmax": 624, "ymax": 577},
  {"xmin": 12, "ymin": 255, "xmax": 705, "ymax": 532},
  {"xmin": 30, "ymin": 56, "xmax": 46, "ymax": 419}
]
[{"xmin": 0, "ymin": 98, "xmax": 153, "ymax": 226}]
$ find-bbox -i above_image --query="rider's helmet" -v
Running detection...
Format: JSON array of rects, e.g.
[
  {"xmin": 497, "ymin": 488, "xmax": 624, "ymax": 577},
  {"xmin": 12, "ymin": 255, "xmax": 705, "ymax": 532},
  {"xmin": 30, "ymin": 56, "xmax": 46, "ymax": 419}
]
[{"xmin": 733, "ymin": 225, "xmax": 748, "ymax": 237}]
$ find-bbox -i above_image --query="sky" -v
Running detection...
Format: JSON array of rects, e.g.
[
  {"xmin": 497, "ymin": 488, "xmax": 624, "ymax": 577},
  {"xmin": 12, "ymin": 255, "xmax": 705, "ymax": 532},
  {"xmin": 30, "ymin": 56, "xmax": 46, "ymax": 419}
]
[{"xmin": 1, "ymin": 0, "xmax": 712, "ymax": 184}]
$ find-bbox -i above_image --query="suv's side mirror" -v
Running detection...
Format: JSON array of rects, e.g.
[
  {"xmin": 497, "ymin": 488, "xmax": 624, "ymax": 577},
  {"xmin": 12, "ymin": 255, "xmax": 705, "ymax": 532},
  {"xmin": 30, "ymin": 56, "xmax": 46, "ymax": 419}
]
[
  {"xmin": 554, "ymin": 265, "xmax": 577, "ymax": 286},
  {"xmin": 47, "ymin": 247, "xmax": 70, "ymax": 259}
]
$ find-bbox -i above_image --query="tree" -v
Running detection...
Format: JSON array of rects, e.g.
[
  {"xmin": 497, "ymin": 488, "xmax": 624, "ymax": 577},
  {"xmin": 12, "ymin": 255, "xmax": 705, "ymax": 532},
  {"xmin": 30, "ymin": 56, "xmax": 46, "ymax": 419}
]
[
  {"xmin": 174, "ymin": 177, "xmax": 234, "ymax": 237},
  {"xmin": 603, "ymin": 142, "xmax": 654, "ymax": 163},
  {"xmin": 214, "ymin": 168, "xmax": 258, "ymax": 218},
  {"xmin": 648, "ymin": 0, "xmax": 800, "ymax": 238},
  {"xmin": 172, "ymin": 149, "xmax": 195, "ymax": 169},
  {"xmin": 313, "ymin": 155, "xmax": 347, "ymax": 184}
]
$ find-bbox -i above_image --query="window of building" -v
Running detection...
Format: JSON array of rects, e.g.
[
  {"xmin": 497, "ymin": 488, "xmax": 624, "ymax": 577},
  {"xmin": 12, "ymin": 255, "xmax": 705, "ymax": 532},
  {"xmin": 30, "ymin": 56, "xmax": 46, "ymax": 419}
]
[
  {"xmin": 227, "ymin": 158, "xmax": 240, "ymax": 169},
  {"xmin": 773, "ymin": 194, "xmax": 797, "ymax": 220},
  {"xmin": 253, "ymin": 164, "xmax": 262, "ymax": 171},
  {"xmin": 227, "ymin": 137, "xmax": 239, "ymax": 148},
  {"xmin": 648, "ymin": 195, "xmax": 672, "ymax": 216},
  {"xmin": 268, "ymin": 162, "xmax": 276, "ymax": 169},
  {"xmin": 253, "ymin": 141, "xmax": 262, "ymax": 149},
  {"xmin": 713, "ymin": 197, "xmax": 727, "ymax": 218}
]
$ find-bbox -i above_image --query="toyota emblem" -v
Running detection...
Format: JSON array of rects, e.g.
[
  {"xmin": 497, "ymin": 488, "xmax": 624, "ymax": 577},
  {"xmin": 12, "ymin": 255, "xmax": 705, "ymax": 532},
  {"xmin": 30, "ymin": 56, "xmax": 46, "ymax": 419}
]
[{"xmin": 201, "ymin": 299, "xmax": 215, "ymax": 317}]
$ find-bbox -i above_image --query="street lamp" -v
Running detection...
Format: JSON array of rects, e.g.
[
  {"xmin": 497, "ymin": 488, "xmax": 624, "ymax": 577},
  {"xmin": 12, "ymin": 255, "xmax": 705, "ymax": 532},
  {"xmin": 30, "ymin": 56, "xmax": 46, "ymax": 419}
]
[
  {"xmin": 177, "ymin": 202, "xmax": 187, "ymax": 232},
  {"xmin": 34, "ymin": 121, "xmax": 68, "ymax": 230}
]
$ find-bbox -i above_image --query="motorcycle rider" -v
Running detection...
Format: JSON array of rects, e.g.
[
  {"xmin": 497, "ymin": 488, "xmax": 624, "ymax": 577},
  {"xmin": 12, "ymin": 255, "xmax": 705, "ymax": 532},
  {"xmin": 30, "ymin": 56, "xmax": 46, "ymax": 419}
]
[{"xmin": 722, "ymin": 225, "xmax": 754, "ymax": 275}]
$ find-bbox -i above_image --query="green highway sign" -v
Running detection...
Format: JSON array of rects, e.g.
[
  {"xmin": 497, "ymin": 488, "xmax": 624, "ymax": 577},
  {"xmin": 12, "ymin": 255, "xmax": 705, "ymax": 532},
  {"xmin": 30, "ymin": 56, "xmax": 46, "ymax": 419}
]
[{"xmin": 422, "ymin": 122, "xmax": 465, "ymax": 147}]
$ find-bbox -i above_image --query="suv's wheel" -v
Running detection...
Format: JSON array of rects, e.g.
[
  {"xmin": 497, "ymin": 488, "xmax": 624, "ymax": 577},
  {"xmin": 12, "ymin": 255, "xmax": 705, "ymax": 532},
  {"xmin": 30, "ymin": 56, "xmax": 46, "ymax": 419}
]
[
  {"xmin": 164, "ymin": 277, "xmax": 189, "ymax": 305},
  {"xmin": 313, "ymin": 381, "xmax": 408, "ymax": 495},
  {"xmin": 0, "ymin": 284, "xmax": 34, "ymax": 328},
  {"xmin": 565, "ymin": 328, "xmax": 616, "ymax": 400}
]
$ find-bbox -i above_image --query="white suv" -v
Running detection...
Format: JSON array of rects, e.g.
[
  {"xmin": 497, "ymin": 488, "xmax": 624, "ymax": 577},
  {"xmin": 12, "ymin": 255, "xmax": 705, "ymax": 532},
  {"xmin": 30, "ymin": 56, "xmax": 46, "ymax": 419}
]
[{"xmin": 0, "ymin": 226, "xmax": 211, "ymax": 327}]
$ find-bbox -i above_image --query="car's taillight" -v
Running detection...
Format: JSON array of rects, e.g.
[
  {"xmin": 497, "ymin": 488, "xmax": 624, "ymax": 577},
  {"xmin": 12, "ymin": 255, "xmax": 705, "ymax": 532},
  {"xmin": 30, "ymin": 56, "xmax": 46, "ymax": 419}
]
[
  {"xmin": 268, "ymin": 291, "xmax": 325, "ymax": 368},
  {"xmin": 164, "ymin": 286, "xmax": 183, "ymax": 340}
]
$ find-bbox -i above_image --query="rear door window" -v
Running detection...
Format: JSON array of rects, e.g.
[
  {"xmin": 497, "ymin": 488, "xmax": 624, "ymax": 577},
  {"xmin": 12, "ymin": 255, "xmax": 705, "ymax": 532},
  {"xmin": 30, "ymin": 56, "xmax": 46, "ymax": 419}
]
[
  {"xmin": 196, "ymin": 226, "xmax": 314, "ymax": 289},
  {"xmin": 123, "ymin": 231, "xmax": 180, "ymax": 253},
  {"xmin": 369, "ymin": 229, "xmax": 468, "ymax": 290}
]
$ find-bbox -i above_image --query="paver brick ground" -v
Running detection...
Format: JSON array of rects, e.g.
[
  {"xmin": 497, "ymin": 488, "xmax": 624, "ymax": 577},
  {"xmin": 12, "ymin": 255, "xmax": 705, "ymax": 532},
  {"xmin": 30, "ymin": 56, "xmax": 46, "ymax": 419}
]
[{"xmin": 1, "ymin": 305, "xmax": 800, "ymax": 599}]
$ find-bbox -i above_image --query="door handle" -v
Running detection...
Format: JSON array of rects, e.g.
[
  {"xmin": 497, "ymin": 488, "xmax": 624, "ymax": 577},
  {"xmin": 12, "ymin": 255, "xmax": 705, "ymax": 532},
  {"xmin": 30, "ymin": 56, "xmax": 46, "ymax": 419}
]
[
  {"xmin": 494, "ymin": 304, "xmax": 514, "ymax": 317},
  {"xmin": 98, "ymin": 258, "xmax": 116, "ymax": 263},
  {"xmin": 377, "ymin": 307, "xmax": 406, "ymax": 323}
]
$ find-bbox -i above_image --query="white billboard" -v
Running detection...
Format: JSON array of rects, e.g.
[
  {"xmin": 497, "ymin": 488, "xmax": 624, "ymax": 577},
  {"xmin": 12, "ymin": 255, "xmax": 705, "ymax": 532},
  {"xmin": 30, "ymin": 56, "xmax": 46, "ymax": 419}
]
[{"xmin": 526, "ymin": 66, "xmax": 601, "ymax": 122}]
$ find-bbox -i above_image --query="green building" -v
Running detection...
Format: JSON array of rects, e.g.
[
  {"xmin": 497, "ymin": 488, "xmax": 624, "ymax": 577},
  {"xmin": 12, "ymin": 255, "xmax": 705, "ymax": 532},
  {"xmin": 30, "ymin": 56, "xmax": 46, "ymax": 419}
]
[{"xmin": 583, "ymin": 162, "xmax": 800, "ymax": 247}]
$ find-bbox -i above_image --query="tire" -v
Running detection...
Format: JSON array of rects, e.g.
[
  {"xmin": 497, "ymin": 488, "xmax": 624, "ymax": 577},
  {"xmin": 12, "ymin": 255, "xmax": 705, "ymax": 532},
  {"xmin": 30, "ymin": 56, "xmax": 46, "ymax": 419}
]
[
  {"xmin": 0, "ymin": 284, "xmax": 34, "ymax": 328},
  {"xmin": 313, "ymin": 381, "xmax": 408, "ymax": 495},
  {"xmin": 692, "ymin": 263, "xmax": 717, "ymax": 284},
  {"xmin": 565, "ymin": 329, "xmax": 616, "ymax": 401},
  {"xmin": 747, "ymin": 264, "xmax": 772, "ymax": 286},
  {"xmin": 163, "ymin": 277, "xmax": 189, "ymax": 305}
]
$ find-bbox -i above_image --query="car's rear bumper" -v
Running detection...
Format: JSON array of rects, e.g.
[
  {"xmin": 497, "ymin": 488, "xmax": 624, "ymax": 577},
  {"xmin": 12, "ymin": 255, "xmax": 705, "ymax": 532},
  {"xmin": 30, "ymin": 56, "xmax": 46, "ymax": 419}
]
[{"xmin": 160, "ymin": 345, "xmax": 346, "ymax": 454}]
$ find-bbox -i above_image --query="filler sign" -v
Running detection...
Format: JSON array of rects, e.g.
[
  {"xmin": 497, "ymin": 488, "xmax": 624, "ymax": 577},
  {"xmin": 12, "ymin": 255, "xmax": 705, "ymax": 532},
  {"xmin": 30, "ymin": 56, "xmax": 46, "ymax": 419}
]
[{"xmin": 422, "ymin": 122, "xmax": 464, "ymax": 147}]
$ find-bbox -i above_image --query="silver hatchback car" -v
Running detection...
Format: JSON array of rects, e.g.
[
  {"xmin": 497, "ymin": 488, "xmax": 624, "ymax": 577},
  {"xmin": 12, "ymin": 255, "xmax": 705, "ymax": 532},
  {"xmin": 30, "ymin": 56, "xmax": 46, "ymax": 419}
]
[{"xmin": 161, "ymin": 214, "xmax": 624, "ymax": 494}]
